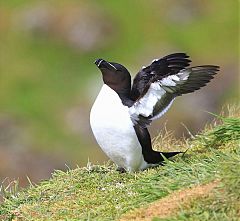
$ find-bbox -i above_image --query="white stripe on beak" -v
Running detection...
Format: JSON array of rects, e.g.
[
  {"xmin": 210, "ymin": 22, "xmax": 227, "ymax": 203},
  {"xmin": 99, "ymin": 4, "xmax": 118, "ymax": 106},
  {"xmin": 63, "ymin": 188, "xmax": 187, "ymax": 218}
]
[{"xmin": 97, "ymin": 59, "xmax": 104, "ymax": 67}]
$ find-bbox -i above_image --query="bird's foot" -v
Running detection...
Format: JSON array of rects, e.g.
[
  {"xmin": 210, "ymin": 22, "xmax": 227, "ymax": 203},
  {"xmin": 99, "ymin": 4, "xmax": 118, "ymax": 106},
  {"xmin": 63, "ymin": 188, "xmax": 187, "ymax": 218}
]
[{"xmin": 116, "ymin": 167, "xmax": 126, "ymax": 173}]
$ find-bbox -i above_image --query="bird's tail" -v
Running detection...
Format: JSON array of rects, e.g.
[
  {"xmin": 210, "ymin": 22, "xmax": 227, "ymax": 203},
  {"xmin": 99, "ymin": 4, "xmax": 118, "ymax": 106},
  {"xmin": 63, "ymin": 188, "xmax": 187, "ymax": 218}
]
[{"xmin": 159, "ymin": 151, "xmax": 183, "ymax": 160}]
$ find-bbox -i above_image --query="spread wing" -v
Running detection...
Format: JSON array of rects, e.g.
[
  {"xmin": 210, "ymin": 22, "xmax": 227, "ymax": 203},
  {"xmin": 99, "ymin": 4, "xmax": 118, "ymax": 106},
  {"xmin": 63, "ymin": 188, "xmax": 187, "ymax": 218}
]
[
  {"xmin": 130, "ymin": 53, "xmax": 191, "ymax": 101},
  {"xmin": 129, "ymin": 54, "xmax": 219, "ymax": 127}
]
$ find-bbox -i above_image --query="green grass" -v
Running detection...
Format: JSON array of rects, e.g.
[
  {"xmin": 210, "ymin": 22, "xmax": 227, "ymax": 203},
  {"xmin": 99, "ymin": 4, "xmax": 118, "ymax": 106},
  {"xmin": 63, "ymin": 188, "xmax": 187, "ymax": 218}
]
[
  {"xmin": 155, "ymin": 151, "xmax": 240, "ymax": 221},
  {"xmin": 0, "ymin": 106, "xmax": 239, "ymax": 220}
]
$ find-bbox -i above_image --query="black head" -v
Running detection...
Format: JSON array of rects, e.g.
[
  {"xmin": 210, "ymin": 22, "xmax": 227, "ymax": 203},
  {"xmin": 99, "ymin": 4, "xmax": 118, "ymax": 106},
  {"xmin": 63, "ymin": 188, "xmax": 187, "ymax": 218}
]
[{"xmin": 94, "ymin": 59, "xmax": 131, "ymax": 96}]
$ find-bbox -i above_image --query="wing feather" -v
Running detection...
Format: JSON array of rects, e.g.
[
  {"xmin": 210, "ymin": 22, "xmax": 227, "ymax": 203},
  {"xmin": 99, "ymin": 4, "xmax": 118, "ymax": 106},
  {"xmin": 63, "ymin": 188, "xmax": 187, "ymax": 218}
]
[
  {"xmin": 130, "ymin": 53, "xmax": 191, "ymax": 101},
  {"xmin": 129, "ymin": 65, "xmax": 219, "ymax": 127}
]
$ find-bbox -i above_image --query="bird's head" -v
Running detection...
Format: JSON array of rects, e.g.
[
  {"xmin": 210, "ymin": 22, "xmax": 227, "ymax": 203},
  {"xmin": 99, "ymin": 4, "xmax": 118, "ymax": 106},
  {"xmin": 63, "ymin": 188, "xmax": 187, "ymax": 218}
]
[{"xmin": 94, "ymin": 59, "xmax": 131, "ymax": 96}]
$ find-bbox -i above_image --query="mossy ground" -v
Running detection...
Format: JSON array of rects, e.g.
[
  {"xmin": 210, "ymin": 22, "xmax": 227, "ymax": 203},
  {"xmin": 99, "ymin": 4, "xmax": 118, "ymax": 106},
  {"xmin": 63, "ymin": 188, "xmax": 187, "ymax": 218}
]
[{"xmin": 0, "ymin": 105, "xmax": 239, "ymax": 221}]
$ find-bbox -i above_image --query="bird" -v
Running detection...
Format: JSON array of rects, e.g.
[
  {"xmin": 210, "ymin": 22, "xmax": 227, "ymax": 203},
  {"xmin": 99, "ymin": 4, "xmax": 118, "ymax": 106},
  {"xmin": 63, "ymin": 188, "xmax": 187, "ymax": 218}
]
[{"xmin": 90, "ymin": 53, "xmax": 219, "ymax": 172}]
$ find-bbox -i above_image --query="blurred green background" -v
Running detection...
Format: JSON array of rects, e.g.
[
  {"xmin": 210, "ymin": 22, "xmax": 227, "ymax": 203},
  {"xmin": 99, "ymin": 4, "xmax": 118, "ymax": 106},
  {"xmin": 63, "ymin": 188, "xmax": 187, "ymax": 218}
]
[{"xmin": 0, "ymin": 0, "xmax": 239, "ymax": 186}]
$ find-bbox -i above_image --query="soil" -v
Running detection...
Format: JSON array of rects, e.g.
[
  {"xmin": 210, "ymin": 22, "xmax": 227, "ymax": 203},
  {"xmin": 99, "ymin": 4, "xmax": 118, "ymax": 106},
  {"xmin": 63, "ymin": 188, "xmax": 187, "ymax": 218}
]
[{"xmin": 119, "ymin": 180, "xmax": 219, "ymax": 221}]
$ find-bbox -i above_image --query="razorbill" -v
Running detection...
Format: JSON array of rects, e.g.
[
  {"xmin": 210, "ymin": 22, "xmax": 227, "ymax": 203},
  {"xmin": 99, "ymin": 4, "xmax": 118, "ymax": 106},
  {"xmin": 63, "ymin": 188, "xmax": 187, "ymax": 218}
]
[{"xmin": 90, "ymin": 53, "xmax": 219, "ymax": 172}]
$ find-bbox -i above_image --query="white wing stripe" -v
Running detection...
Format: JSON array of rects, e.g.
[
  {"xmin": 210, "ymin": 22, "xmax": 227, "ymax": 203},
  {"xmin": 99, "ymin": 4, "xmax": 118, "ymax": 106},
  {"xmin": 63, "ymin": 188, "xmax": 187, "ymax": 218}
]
[
  {"xmin": 129, "ymin": 82, "xmax": 166, "ymax": 118},
  {"xmin": 160, "ymin": 75, "xmax": 178, "ymax": 86},
  {"xmin": 151, "ymin": 98, "xmax": 175, "ymax": 120},
  {"xmin": 176, "ymin": 69, "xmax": 190, "ymax": 80}
]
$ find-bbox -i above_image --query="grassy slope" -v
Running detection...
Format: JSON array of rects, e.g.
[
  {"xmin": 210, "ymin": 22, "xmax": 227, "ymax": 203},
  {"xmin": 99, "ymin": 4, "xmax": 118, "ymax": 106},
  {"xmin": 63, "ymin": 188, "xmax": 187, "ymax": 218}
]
[
  {"xmin": 164, "ymin": 156, "xmax": 240, "ymax": 221},
  {"xmin": 0, "ymin": 105, "xmax": 239, "ymax": 220}
]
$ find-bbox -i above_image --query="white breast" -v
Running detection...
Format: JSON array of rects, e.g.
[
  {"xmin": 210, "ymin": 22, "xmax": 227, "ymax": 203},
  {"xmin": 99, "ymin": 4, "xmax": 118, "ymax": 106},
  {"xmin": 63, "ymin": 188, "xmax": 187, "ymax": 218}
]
[{"xmin": 90, "ymin": 84, "xmax": 147, "ymax": 171}]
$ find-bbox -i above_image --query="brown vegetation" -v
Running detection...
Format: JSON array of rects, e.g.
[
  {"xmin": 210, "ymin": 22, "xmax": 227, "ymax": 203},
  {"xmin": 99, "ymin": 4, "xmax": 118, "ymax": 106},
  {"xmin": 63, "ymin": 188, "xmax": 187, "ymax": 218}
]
[{"xmin": 120, "ymin": 180, "xmax": 219, "ymax": 221}]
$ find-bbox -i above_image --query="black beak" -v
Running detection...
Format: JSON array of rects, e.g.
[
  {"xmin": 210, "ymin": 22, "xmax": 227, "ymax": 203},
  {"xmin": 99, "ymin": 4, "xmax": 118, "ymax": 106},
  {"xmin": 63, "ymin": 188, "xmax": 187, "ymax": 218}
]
[
  {"xmin": 94, "ymin": 59, "xmax": 104, "ymax": 66},
  {"xmin": 94, "ymin": 59, "xmax": 117, "ymax": 71}
]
